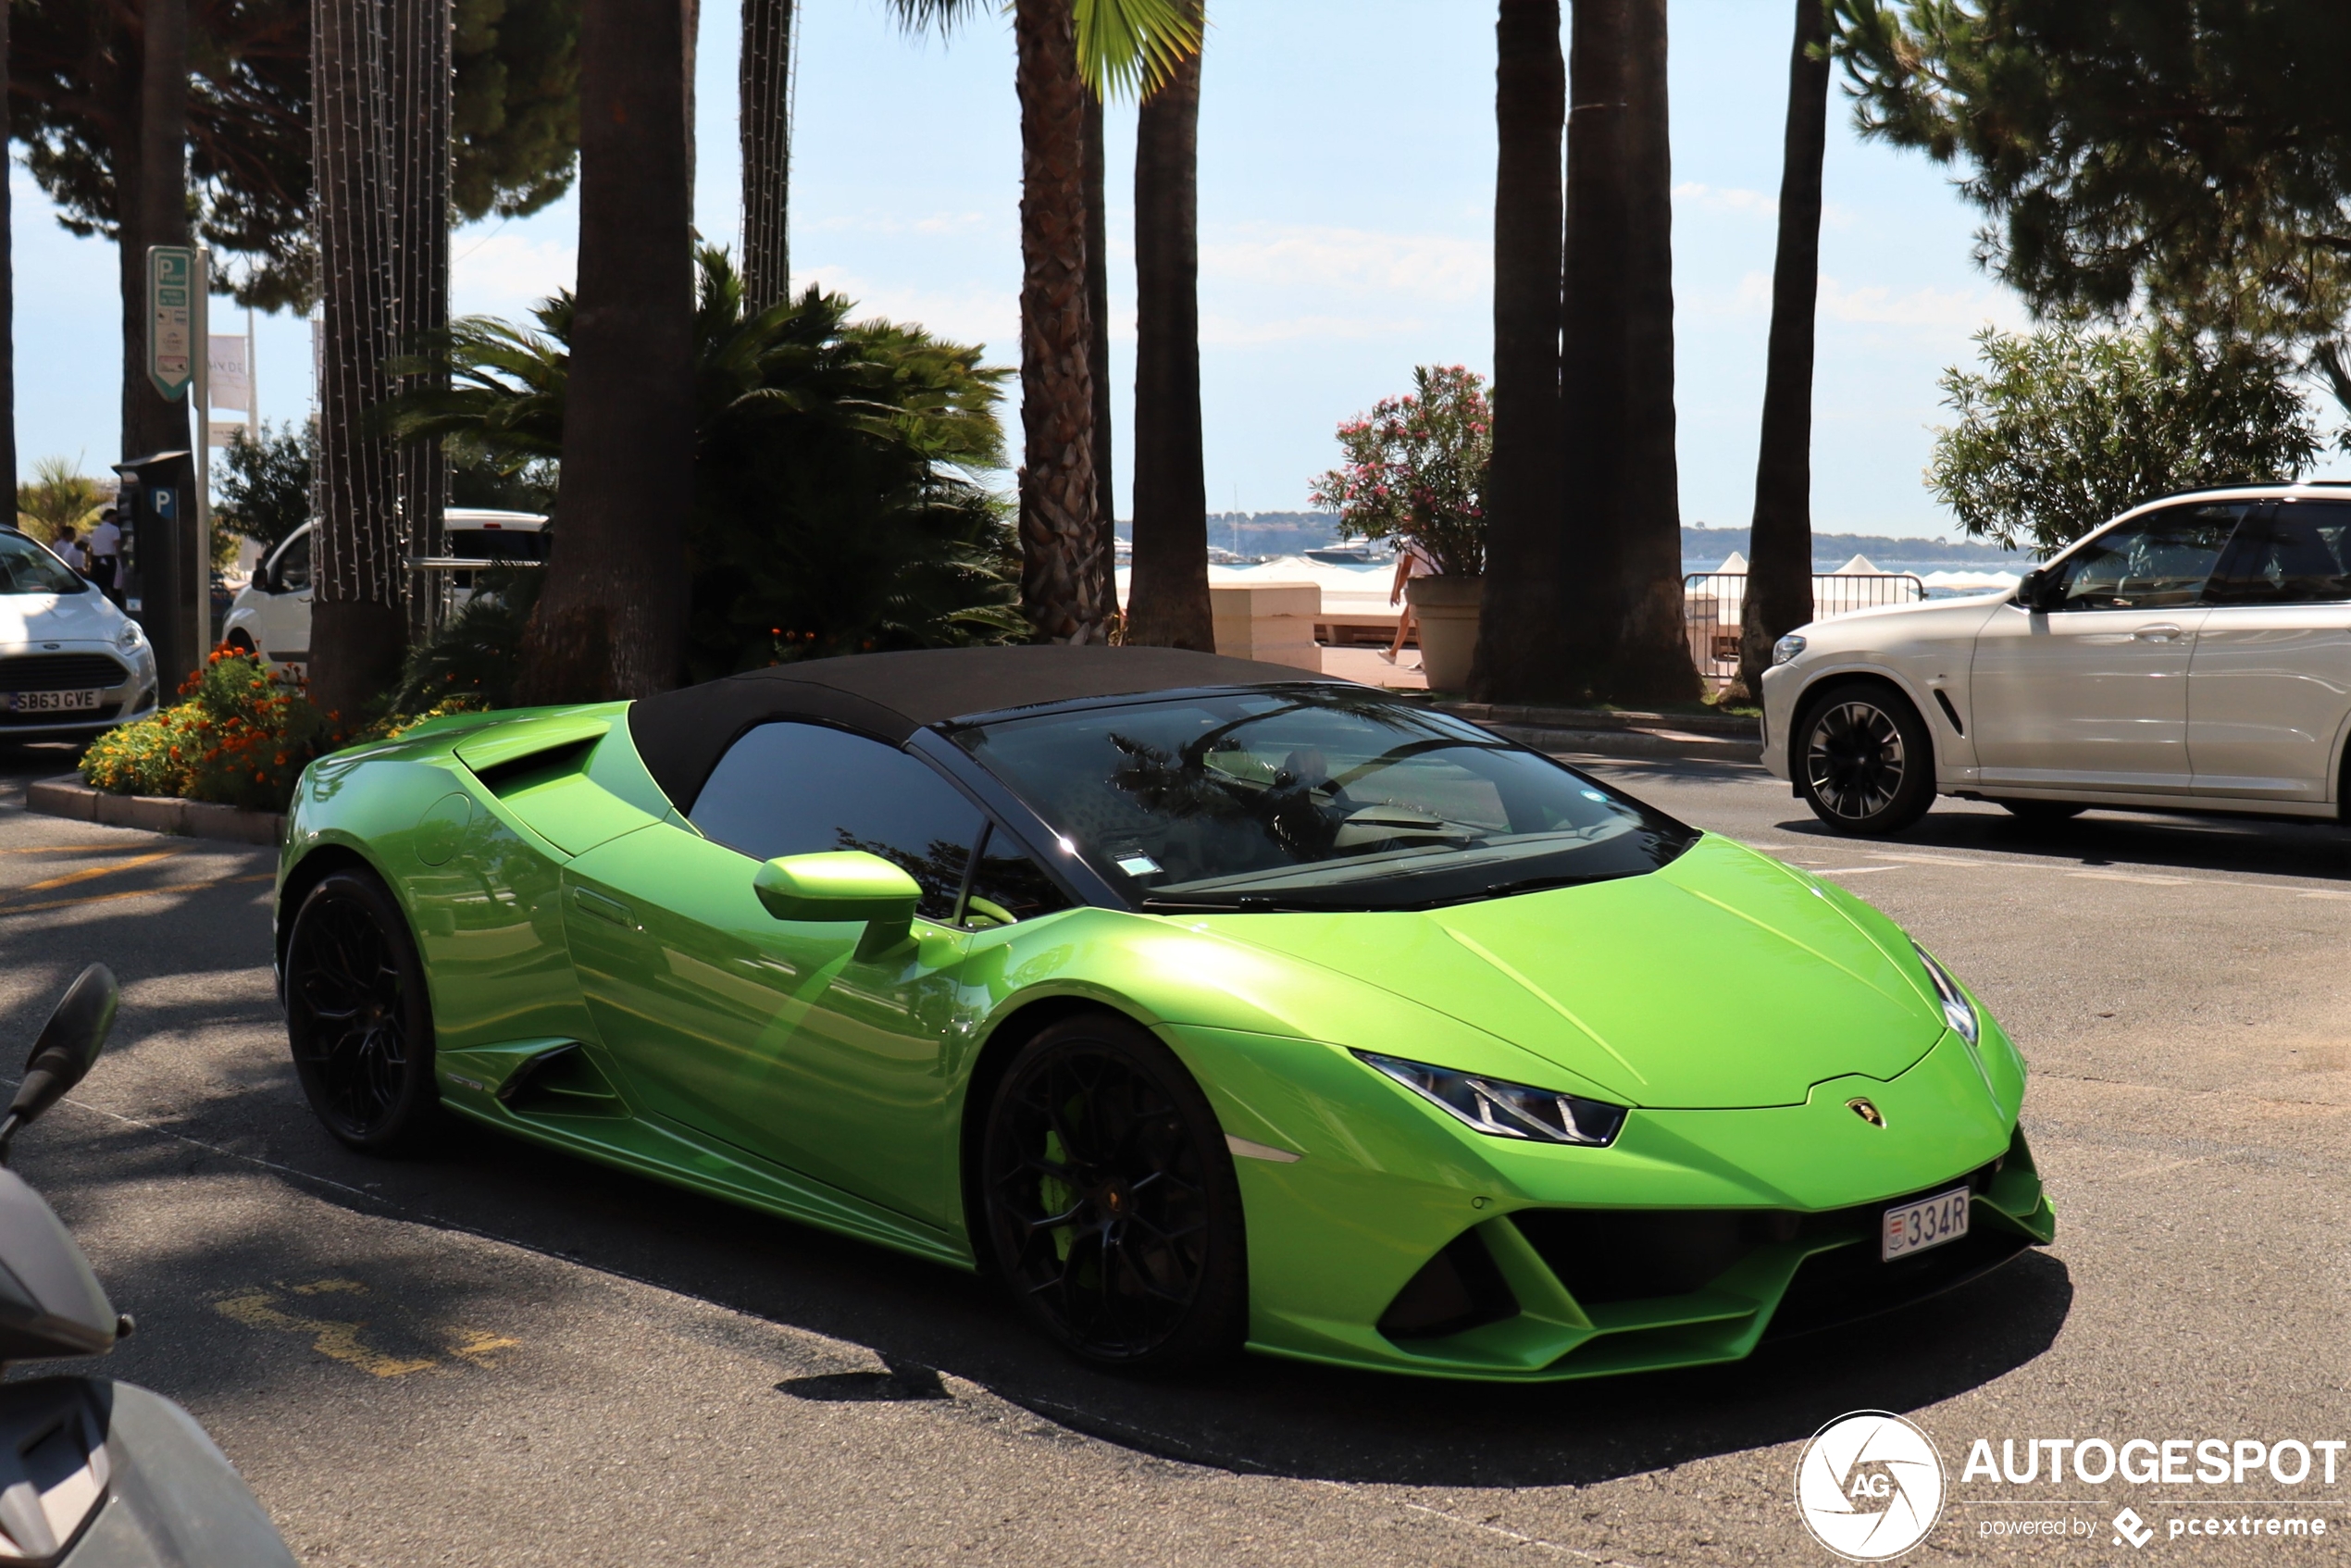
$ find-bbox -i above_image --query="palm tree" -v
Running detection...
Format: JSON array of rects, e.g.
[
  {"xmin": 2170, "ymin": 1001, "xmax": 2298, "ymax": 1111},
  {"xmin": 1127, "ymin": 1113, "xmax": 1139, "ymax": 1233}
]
[
  {"xmin": 389, "ymin": 0, "xmax": 454, "ymax": 644},
  {"xmin": 1083, "ymin": 94, "xmax": 1117, "ymax": 623},
  {"xmin": 513, "ymin": 0, "xmax": 696, "ymax": 701},
  {"xmin": 1559, "ymin": 0, "xmax": 1692, "ymax": 703},
  {"xmin": 898, "ymin": 0, "xmax": 1199, "ymax": 645},
  {"xmin": 0, "ymin": 0, "xmax": 17, "ymax": 522},
  {"xmin": 126, "ymin": 0, "xmax": 192, "ymax": 462},
  {"xmin": 310, "ymin": 0, "xmax": 406, "ymax": 716},
  {"xmin": 1125, "ymin": 1, "xmax": 1211, "ymax": 650},
  {"xmin": 740, "ymin": 0, "xmax": 793, "ymax": 312},
  {"xmin": 1468, "ymin": 0, "xmax": 1564, "ymax": 701},
  {"xmin": 1735, "ymin": 0, "xmax": 1833, "ymax": 700}
]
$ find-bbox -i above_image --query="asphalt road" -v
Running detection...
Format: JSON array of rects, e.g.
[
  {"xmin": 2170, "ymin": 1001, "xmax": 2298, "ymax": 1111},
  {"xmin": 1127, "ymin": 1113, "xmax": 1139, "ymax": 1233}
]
[{"xmin": 0, "ymin": 744, "xmax": 2344, "ymax": 1566}]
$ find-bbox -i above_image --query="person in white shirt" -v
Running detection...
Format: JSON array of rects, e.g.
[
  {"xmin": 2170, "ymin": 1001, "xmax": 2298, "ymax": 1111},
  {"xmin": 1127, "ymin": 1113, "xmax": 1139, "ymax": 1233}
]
[
  {"xmin": 1386, "ymin": 540, "xmax": 1437, "ymax": 661},
  {"xmin": 51, "ymin": 526, "xmax": 84, "ymax": 574},
  {"xmin": 85, "ymin": 511, "xmax": 122, "ymax": 602}
]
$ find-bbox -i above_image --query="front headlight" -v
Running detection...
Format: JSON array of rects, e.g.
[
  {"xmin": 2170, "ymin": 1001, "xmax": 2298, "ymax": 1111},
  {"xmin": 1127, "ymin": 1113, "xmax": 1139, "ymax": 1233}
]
[
  {"xmin": 116, "ymin": 619, "xmax": 145, "ymax": 651},
  {"xmin": 1912, "ymin": 942, "xmax": 1979, "ymax": 1045},
  {"xmin": 1354, "ymin": 1052, "xmax": 1627, "ymax": 1147},
  {"xmin": 1772, "ymin": 632, "xmax": 1807, "ymax": 666}
]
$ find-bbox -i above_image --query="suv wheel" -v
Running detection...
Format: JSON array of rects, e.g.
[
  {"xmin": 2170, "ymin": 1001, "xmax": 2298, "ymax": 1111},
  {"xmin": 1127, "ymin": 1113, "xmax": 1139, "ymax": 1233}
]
[{"xmin": 1796, "ymin": 682, "xmax": 1935, "ymax": 837}]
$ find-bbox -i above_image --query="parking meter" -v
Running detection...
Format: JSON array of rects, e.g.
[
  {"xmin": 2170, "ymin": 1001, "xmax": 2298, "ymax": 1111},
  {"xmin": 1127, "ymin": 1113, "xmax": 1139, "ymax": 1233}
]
[{"xmin": 113, "ymin": 451, "xmax": 202, "ymax": 691}]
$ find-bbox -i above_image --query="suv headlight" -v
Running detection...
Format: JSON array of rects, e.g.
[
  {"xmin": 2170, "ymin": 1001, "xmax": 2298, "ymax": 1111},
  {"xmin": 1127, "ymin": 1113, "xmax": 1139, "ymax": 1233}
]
[
  {"xmin": 1772, "ymin": 632, "xmax": 1807, "ymax": 666},
  {"xmin": 1355, "ymin": 1052, "xmax": 1627, "ymax": 1146},
  {"xmin": 1912, "ymin": 943, "xmax": 1978, "ymax": 1045}
]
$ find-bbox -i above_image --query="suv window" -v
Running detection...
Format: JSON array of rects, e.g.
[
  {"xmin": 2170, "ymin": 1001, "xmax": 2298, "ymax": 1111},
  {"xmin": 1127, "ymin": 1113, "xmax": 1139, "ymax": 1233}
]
[
  {"xmin": 690, "ymin": 721, "xmax": 981, "ymax": 922},
  {"xmin": 270, "ymin": 530, "xmax": 312, "ymax": 592},
  {"xmin": 2206, "ymin": 502, "xmax": 2351, "ymax": 605},
  {"xmin": 2050, "ymin": 503, "xmax": 2248, "ymax": 611}
]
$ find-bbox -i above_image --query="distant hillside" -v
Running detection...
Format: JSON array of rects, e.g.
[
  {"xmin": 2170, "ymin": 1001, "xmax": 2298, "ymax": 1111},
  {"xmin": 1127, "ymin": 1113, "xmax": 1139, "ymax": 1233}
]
[{"xmin": 1117, "ymin": 512, "xmax": 1347, "ymax": 558}]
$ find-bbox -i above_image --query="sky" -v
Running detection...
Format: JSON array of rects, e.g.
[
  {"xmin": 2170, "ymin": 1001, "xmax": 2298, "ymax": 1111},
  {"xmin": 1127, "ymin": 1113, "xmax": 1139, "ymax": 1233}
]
[{"xmin": 12, "ymin": 0, "xmax": 2046, "ymax": 539}]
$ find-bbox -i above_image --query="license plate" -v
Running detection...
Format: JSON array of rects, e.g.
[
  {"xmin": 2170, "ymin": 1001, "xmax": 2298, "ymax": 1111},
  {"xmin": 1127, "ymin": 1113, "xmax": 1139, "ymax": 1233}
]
[
  {"xmin": 1882, "ymin": 1186, "xmax": 1971, "ymax": 1262},
  {"xmin": 7, "ymin": 690, "xmax": 102, "ymax": 714}
]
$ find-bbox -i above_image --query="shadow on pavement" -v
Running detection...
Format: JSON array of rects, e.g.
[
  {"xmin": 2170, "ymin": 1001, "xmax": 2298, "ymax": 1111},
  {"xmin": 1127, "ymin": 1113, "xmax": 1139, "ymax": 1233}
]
[{"xmin": 1771, "ymin": 804, "xmax": 2351, "ymax": 885}]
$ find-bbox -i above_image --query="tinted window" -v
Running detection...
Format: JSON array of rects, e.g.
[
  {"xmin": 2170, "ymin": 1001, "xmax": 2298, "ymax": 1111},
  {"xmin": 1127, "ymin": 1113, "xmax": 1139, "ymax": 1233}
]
[
  {"xmin": 952, "ymin": 687, "xmax": 1696, "ymax": 913},
  {"xmin": 0, "ymin": 534, "xmax": 87, "ymax": 596},
  {"xmin": 2207, "ymin": 503, "xmax": 2351, "ymax": 605},
  {"xmin": 963, "ymin": 826, "xmax": 1075, "ymax": 927},
  {"xmin": 271, "ymin": 530, "xmax": 312, "ymax": 591},
  {"xmin": 690, "ymin": 721, "xmax": 981, "ymax": 921},
  {"xmin": 2050, "ymin": 503, "xmax": 2245, "ymax": 610},
  {"xmin": 447, "ymin": 528, "xmax": 549, "ymax": 562}
]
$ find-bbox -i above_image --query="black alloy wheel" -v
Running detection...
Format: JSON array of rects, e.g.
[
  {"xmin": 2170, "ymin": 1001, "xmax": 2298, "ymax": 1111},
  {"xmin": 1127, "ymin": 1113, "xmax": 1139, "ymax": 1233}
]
[
  {"xmin": 979, "ymin": 1014, "xmax": 1246, "ymax": 1371},
  {"xmin": 283, "ymin": 869, "xmax": 440, "ymax": 1152},
  {"xmin": 1797, "ymin": 682, "xmax": 1935, "ymax": 836},
  {"xmin": 1996, "ymin": 799, "xmax": 2086, "ymax": 824}
]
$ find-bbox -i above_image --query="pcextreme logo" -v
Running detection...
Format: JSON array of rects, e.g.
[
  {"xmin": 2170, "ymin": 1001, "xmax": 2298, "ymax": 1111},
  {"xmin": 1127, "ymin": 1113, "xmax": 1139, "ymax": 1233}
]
[{"xmin": 1796, "ymin": 1412, "xmax": 1947, "ymax": 1561}]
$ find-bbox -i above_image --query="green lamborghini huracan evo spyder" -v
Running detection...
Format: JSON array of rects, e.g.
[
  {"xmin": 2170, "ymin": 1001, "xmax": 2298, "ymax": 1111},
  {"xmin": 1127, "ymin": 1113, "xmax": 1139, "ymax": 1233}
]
[{"xmin": 273, "ymin": 646, "xmax": 2054, "ymax": 1380}]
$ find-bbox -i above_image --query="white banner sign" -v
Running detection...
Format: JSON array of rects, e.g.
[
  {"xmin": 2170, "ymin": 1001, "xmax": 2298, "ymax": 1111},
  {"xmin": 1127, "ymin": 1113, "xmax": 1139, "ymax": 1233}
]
[{"xmin": 208, "ymin": 334, "xmax": 251, "ymax": 408}]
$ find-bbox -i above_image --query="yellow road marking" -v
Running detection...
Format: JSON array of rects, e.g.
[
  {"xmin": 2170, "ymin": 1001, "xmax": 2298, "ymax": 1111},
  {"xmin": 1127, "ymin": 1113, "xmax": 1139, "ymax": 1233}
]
[
  {"xmin": 10, "ymin": 849, "xmax": 180, "ymax": 895},
  {"xmin": 212, "ymin": 1282, "xmax": 439, "ymax": 1378},
  {"xmin": 446, "ymin": 1328, "xmax": 521, "ymax": 1368},
  {"xmin": 0, "ymin": 842, "xmax": 152, "ymax": 855},
  {"xmin": 0, "ymin": 872, "xmax": 274, "ymax": 918}
]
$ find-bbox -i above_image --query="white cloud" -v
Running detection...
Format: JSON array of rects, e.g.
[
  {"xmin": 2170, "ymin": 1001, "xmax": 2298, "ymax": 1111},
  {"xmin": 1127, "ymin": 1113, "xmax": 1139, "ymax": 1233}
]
[
  {"xmin": 793, "ymin": 265, "xmax": 1018, "ymax": 357},
  {"xmin": 1674, "ymin": 180, "xmax": 1776, "ymax": 218},
  {"xmin": 1817, "ymin": 274, "xmax": 2028, "ymax": 330},
  {"xmin": 803, "ymin": 209, "xmax": 1001, "ymax": 239},
  {"xmin": 1199, "ymin": 221, "xmax": 1488, "ymax": 301},
  {"xmin": 450, "ymin": 230, "xmax": 578, "ymax": 317},
  {"xmin": 1199, "ymin": 312, "xmax": 1433, "ymax": 347}
]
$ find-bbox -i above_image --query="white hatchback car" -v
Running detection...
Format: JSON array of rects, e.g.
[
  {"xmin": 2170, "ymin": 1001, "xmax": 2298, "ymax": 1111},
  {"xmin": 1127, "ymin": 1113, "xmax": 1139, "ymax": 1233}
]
[
  {"xmin": 0, "ymin": 529, "xmax": 158, "ymax": 740},
  {"xmin": 221, "ymin": 508, "xmax": 547, "ymax": 678},
  {"xmin": 1761, "ymin": 482, "xmax": 2351, "ymax": 835}
]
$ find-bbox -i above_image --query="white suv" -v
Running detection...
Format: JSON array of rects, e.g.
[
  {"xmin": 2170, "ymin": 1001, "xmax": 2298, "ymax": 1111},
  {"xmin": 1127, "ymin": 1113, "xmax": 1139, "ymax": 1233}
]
[
  {"xmin": 1761, "ymin": 482, "xmax": 2351, "ymax": 835},
  {"xmin": 222, "ymin": 508, "xmax": 547, "ymax": 679}
]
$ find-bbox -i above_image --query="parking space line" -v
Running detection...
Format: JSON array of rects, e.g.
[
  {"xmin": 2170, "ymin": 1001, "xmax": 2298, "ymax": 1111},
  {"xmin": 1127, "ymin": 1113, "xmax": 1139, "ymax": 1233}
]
[
  {"xmin": 7, "ymin": 849, "xmax": 180, "ymax": 896},
  {"xmin": 0, "ymin": 842, "xmax": 153, "ymax": 855},
  {"xmin": 0, "ymin": 871, "xmax": 274, "ymax": 918}
]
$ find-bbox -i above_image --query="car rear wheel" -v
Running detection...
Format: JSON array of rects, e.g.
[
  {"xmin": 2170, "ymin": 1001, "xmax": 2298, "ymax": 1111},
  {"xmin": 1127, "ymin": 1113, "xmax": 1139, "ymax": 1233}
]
[
  {"xmin": 1996, "ymin": 799, "xmax": 2085, "ymax": 824},
  {"xmin": 283, "ymin": 869, "xmax": 440, "ymax": 1153},
  {"xmin": 978, "ymin": 1013, "xmax": 1246, "ymax": 1373},
  {"xmin": 1797, "ymin": 682, "xmax": 1935, "ymax": 837}
]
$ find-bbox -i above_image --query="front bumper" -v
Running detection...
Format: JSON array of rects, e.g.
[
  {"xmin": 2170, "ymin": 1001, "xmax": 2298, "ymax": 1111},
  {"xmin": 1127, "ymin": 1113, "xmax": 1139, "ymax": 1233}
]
[
  {"xmin": 1173, "ymin": 1021, "xmax": 2054, "ymax": 1380},
  {"xmin": 1759, "ymin": 662, "xmax": 1799, "ymax": 778},
  {"xmin": 0, "ymin": 644, "xmax": 156, "ymax": 739}
]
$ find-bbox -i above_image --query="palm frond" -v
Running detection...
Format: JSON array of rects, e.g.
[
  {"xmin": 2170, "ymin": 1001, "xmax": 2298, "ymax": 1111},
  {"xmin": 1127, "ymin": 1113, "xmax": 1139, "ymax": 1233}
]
[{"xmin": 1076, "ymin": 0, "xmax": 1201, "ymax": 100}]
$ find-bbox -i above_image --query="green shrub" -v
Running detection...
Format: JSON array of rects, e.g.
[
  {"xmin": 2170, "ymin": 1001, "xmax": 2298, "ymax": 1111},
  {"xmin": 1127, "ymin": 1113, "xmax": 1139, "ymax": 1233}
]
[{"xmin": 81, "ymin": 650, "xmax": 338, "ymax": 812}]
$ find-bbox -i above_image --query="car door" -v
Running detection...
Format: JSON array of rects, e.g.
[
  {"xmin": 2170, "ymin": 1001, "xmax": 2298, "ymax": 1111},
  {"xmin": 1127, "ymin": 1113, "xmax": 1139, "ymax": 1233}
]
[
  {"xmin": 257, "ymin": 528, "xmax": 314, "ymax": 674},
  {"xmin": 1970, "ymin": 502, "xmax": 2248, "ymax": 792},
  {"xmin": 2187, "ymin": 499, "xmax": 2351, "ymax": 801},
  {"xmin": 560, "ymin": 721, "xmax": 1000, "ymax": 1227}
]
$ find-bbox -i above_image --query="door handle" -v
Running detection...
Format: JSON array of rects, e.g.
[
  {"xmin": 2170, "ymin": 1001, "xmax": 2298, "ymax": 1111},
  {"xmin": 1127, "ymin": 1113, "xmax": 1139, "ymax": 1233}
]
[
  {"xmin": 2133, "ymin": 624, "xmax": 2183, "ymax": 641},
  {"xmin": 569, "ymin": 886, "xmax": 636, "ymax": 929}
]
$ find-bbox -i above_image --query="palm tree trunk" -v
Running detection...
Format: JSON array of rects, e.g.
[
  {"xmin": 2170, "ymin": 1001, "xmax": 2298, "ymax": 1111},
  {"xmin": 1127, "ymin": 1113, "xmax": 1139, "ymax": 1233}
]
[
  {"xmin": 1735, "ymin": 0, "xmax": 1831, "ymax": 699},
  {"xmin": 1607, "ymin": 0, "xmax": 1696, "ymax": 703},
  {"xmin": 0, "ymin": 0, "xmax": 18, "ymax": 519},
  {"xmin": 389, "ymin": 0, "xmax": 453, "ymax": 645},
  {"xmin": 1013, "ymin": 0, "xmax": 1109, "ymax": 644},
  {"xmin": 515, "ymin": 0, "xmax": 694, "ymax": 702},
  {"xmin": 1557, "ymin": 0, "xmax": 1629, "ymax": 691},
  {"xmin": 740, "ymin": 0, "xmax": 794, "ymax": 312},
  {"xmin": 1083, "ymin": 93, "xmax": 1117, "ymax": 625},
  {"xmin": 1469, "ymin": 0, "xmax": 1563, "ymax": 702},
  {"xmin": 122, "ymin": 0, "xmax": 190, "ymax": 463},
  {"xmin": 311, "ymin": 0, "xmax": 406, "ymax": 717},
  {"xmin": 1126, "ymin": 25, "xmax": 1211, "ymax": 651}
]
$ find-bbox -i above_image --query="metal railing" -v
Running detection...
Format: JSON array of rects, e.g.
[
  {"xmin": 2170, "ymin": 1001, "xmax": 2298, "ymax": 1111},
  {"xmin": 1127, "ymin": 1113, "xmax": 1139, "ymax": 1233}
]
[{"xmin": 1683, "ymin": 571, "xmax": 1926, "ymax": 686}]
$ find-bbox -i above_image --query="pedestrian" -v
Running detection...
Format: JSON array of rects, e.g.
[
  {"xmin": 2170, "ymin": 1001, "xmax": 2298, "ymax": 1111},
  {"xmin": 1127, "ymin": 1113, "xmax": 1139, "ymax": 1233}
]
[
  {"xmin": 85, "ymin": 508, "xmax": 122, "ymax": 604},
  {"xmin": 51, "ymin": 525, "xmax": 84, "ymax": 575},
  {"xmin": 1385, "ymin": 538, "xmax": 1437, "ymax": 663}
]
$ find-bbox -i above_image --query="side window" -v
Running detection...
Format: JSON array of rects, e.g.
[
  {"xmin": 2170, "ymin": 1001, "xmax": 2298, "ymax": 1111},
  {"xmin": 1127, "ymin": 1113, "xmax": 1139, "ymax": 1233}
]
[
  {"xmin": 2206, "ymin": 503, "xmax": 2351, "ymax": 605},
  {"xmin": 2051, "ymin": 503, "xmax": 2245, "ymax": 611},
  {"xmin": 691, "ymin": 722, "xmax": 982, "ymax": 922},
  {"xmin": 272, "ymin": 530, "xmax": 312, "ymax": 592},
  {"xmin": 963, "ymin": 826, "xmax": 1075, "ymax": 928}
]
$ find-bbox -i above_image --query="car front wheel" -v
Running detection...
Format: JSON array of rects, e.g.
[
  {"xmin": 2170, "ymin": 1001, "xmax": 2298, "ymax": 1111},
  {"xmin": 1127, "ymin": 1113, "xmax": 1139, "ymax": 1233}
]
[
  {"xmin": 283, "ymin": 868, "xmax": 440, "ymax": 1153},
  {"xmin": 1797, "ymin": 682, "xmax": 1935, "ymax": 837},
  {"xmin": 978, "ymin": 1013, "xmax": 1247, "ymax": 1373}
]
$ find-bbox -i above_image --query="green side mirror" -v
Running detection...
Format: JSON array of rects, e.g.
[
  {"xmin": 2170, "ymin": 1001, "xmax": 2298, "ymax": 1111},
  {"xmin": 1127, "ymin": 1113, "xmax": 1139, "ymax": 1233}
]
[{"xmin": 753, "ymin": 852, "xmax": 922, "ymax": 961}]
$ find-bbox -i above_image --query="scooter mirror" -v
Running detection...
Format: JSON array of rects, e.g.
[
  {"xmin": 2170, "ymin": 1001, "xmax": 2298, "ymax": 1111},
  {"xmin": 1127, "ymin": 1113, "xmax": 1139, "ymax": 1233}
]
[{"xmin": 4, "ymin": 966, "xmax": 118, "ymax": 1146}]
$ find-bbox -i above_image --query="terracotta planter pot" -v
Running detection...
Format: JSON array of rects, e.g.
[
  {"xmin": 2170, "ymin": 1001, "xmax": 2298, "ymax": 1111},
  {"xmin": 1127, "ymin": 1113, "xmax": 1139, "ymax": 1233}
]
[{"xmin": 1405, "ymin": 575, "xmax": 1484, "ymax": 691}]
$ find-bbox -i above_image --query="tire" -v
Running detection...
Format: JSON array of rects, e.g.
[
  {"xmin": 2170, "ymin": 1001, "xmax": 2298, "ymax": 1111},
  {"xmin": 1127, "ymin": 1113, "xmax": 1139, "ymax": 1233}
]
[
  {"xmin": 282, "ymin": 869, "xmax": 441, "ymax": 1153},
  {"xmin": 1996, "ymin": 799, "xmax": 2085, "ymax": 824},
  {"xmin": 978, "ymin": 1013, "xmax": 1247, "ymax": 1373},
  {"xmin": 223, "ymin": 630, "xmax": 256, "ymax": 655},
  {"xmin": 1795, "ymin": 681, "xmax": 1936, "ymax": 837}
]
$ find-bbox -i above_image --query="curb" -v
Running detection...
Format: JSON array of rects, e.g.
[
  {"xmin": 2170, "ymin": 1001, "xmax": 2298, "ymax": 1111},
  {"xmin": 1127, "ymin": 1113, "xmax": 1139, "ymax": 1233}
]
[
  {"xmin": 1436, "ymin": 702, "xmax": 1764, "ymax": 764},
  {"xmin": 26, "ymin": 775, "xmax": 285, "ymax": 847}
]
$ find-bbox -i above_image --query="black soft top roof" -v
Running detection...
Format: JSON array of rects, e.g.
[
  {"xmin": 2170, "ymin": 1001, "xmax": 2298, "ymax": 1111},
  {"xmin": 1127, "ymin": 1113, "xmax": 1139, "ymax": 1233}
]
[{"xmin": 628, "ymin": 644, "xmax": 1344, "ymax": 813}]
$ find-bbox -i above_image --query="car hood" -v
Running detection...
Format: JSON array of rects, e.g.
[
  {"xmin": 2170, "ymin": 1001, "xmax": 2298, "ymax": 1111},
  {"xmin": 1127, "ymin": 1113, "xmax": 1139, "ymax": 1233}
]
[
  {"xmin": 0, "ymin": 591, "xmax": 120, "ymax": 644},
  {"xmin": 1199, "ymin": 834, "xmax": 1945, "ymax": 1110}
]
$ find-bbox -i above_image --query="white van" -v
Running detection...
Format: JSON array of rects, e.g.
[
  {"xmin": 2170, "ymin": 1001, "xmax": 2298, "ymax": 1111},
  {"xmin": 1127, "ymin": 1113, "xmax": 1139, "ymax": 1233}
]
[{"xmin": 221, "ymin": 508, "xmax": 548, "ymax": 678}]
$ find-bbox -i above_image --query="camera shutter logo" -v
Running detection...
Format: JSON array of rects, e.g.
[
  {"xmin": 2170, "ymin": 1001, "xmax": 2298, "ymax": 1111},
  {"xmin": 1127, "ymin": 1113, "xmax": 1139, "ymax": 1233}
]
[{"xmin": 1794, "ymin": 1411, "xmax": 1947, "ymax": 1561}]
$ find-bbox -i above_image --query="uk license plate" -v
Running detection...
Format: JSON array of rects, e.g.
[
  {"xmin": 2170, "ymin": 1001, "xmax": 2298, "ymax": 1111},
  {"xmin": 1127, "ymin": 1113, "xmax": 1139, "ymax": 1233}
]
[
  {"xmin": 8, "ymin": 690, "xmax": 101, "ymax": 714},
  {"xmin": 1882, "ymin": 1186, "xmax": 1971, "ymax": 1262}
]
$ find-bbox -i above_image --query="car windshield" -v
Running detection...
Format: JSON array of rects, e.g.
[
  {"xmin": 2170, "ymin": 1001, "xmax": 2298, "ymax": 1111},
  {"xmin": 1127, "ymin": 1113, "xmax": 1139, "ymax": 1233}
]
[
  {"xmin": 950, "ymin": 686, "xmax": 1698, "ymax": 912},
  {"xmin": 0, "ymin": 533, "xmax": 87, "ymax": 596}
]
